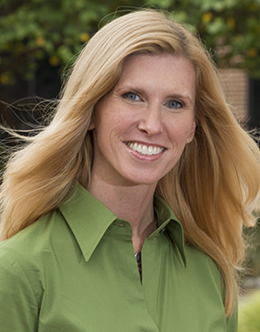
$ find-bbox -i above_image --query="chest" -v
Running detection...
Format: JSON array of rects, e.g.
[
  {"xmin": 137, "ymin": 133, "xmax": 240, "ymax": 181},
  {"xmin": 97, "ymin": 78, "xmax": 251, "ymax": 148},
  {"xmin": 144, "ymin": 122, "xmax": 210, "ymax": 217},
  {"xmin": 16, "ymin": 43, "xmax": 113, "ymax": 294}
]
[{"xmin": 37, "ymin": 229, "xmax": 228, "ymax": 332}]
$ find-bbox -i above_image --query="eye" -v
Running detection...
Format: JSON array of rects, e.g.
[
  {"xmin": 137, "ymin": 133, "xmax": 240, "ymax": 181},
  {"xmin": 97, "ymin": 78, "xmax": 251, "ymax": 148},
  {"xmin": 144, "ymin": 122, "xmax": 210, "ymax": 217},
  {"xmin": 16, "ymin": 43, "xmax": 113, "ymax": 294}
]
[
  {"xmin": 166, "ymin": 99, "xmax": 184, "ymax": 109},
  {"xmin": 122, "ymin": 92, "xmax": 141, "ymax": 101}
]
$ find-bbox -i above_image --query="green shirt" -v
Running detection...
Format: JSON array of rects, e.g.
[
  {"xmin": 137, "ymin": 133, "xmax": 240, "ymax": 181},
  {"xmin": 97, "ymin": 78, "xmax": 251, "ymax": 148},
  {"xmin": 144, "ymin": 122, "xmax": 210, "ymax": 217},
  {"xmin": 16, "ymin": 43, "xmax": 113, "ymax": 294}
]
[{"xmin": 0, "ymin": 183, "xmax": 237, "ymax": 331}]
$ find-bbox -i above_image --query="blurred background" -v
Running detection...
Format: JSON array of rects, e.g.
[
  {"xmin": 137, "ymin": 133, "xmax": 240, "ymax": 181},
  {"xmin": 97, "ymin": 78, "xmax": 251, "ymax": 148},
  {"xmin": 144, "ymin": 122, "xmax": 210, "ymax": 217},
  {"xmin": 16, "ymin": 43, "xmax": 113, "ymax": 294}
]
[{"xmin": 0, "ymin": 0, "xmax": 260, "ymax": 329}]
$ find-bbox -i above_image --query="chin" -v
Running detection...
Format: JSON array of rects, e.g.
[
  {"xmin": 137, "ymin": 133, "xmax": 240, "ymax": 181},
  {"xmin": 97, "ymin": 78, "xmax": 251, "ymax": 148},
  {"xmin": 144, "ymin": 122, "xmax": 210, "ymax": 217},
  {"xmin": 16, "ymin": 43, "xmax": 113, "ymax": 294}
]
[{"xmin": 120, "ymin": 173, "xmax": 164, "ymax": 187}]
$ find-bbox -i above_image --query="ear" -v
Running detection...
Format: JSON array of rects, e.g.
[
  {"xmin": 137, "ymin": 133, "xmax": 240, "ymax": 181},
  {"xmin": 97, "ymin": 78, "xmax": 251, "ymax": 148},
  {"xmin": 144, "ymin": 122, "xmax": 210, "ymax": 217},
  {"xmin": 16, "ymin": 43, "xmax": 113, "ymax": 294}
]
[
  {"xmin": 88, "ymin": 120, "xmax": 95, "ymax": 130},
  {"xmin": 187, "ymin": 119, "xmax": 196, "ymax": 143},
  {"xmin": 88, "ymin": 114, "xmax": 95, "ymax": 130},
  {"xmin": 88, "ymin": 102, "xmax": 99, "ymax": 130}
]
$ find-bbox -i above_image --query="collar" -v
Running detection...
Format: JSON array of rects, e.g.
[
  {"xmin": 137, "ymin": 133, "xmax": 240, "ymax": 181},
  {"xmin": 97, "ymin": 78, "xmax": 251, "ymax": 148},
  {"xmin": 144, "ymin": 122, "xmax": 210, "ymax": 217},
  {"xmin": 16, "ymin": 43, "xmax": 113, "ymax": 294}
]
[
  {"xmin": 153, "ymin": 194, "xmax": 186, "ymax": 266},
  {"xmin": 59, "ymin": 183, "xmax": 186, "ymax": 266}
]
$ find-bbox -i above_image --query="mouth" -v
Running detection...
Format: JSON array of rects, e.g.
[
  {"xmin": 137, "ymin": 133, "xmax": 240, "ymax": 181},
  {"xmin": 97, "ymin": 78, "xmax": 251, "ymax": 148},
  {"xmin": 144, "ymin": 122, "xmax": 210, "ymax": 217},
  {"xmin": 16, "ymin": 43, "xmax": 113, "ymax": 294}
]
[{"xmin": 125, "ymin": 142, "xmax": 165, "ymax": 156}]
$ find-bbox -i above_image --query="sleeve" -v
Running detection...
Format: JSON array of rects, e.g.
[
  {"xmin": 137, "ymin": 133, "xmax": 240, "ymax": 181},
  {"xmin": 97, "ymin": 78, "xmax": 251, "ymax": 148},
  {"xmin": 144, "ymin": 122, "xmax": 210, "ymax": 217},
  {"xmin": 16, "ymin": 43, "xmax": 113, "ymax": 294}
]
[
  {"xmin": 226, "ymin": 311, "xmax": 238, "ymax": 332},
  {"xmin": 0, "ymin": 248, "xmax": 39, "ymax": 331},
  {"xmin": 206, "ymin": 255, "xmax": 238, "ymax": 332},
  {"xmin": 226, "ymin": 303, "xmax": 238, "ymax": 332}
]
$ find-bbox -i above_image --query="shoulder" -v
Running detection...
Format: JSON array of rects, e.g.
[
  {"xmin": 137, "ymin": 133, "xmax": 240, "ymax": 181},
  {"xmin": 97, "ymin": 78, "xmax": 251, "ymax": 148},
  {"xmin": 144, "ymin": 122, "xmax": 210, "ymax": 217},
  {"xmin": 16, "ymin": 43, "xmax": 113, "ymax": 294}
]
[
  {"xmin": 0, "ymin": 210, "xmax": 66, "ymax": 258},
  {"xmin": 0, "ymin": 210, "xmax": 68, "ymax": 300},
  {"xmin": 184, "ymin": 245, "xmax": 225, "ymax": 298},
  {"xmin": 183, "ymin": 246, "xmax": 239, "ymax": 330},
  {"xmin": 185, "ymin": 245, "xmax": 222, "ymax": 273}
]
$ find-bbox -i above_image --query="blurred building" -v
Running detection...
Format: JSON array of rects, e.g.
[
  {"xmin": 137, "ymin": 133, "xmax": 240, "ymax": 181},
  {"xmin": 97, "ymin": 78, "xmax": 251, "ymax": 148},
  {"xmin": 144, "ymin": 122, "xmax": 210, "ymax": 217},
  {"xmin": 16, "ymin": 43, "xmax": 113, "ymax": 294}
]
[{"xmin": 219, "ymin": 68, "xmax": 248, "ymax": 124}]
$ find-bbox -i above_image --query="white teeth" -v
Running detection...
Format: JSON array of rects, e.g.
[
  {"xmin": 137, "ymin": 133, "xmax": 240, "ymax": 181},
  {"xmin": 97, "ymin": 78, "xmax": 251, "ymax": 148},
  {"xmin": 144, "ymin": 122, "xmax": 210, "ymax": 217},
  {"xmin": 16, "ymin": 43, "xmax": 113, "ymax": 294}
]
[
  {"xmin": 142, "ymin": 145, "xmax": 147, "ymax": 154},
  {"xmin": 127, "ymin": 142, "xmax": 164, "ymax": 155}
]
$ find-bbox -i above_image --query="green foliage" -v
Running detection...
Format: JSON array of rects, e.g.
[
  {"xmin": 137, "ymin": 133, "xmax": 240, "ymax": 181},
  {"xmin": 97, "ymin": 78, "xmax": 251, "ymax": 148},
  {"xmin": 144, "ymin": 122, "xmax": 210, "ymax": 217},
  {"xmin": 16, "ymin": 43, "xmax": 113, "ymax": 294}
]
[
  {"xmin": 0, "ymin": 0, "xmax": 140, "ymax": 85},
  {"xmin": 1, "ymin": 0, "xmax": 260, "ymax": 86},
  {"xmin": 238, "ymin": 291, "xmax": 260, "ymax": 332},
  {"xmin": 145, "ymin": 0, "xmax": 260, "ymax": 77}
]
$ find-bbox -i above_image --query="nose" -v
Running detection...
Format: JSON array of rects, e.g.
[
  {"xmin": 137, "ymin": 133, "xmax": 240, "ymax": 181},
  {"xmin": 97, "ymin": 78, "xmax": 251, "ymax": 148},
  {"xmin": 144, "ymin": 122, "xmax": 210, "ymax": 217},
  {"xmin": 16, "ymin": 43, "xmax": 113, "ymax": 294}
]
[{"xmin": 137, "ymin": 106, "xmax": 163, "ymax": 136}]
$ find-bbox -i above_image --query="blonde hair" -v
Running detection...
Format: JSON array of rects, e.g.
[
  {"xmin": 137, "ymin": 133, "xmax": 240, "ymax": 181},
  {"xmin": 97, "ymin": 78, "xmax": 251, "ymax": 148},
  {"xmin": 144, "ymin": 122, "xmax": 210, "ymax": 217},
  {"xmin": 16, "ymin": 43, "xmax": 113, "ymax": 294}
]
[{"xmin": 0, "ymin": 9, "xmax": 259, "ymax": 316}]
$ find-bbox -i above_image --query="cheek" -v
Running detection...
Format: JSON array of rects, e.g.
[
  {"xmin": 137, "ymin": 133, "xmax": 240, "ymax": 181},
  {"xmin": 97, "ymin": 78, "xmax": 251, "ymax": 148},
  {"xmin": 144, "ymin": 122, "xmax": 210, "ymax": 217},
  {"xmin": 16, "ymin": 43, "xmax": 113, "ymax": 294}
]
[
  {"xmin": 93, "ymin": 114, "xmax": 124, "ymax": 151},
  {"xmin": 168, "ymin": 121, "xmax": 195, "ymax": 143}
]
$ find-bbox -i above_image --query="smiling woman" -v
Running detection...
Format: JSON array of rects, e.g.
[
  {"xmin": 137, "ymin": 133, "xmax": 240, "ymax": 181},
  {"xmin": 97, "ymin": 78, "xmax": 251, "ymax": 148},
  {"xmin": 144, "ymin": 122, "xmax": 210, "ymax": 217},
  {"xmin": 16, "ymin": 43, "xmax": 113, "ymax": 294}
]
[
  {"xmin": 88, "ymin": 54, "xmax": 196, "ymax": 188},
  {"xmin": 0, "ymin": 9, "xmax": 260, "ymax": 332}
]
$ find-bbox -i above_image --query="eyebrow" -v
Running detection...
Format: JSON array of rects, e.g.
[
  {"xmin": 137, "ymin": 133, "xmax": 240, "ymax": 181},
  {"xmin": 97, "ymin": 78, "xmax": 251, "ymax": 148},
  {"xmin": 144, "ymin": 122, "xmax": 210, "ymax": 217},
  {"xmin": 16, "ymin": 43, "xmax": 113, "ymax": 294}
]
[{"xmin": 168, "ymin": 94, "xmax": 193, "ymax": 105}]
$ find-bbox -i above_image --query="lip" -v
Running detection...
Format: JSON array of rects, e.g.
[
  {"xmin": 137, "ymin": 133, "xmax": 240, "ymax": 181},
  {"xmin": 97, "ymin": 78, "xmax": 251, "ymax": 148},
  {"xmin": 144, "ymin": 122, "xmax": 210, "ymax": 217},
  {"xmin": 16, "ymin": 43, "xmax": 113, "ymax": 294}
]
[{"xmin": 124, "ymin": 141, "xmax": 166, "ymax": 161}]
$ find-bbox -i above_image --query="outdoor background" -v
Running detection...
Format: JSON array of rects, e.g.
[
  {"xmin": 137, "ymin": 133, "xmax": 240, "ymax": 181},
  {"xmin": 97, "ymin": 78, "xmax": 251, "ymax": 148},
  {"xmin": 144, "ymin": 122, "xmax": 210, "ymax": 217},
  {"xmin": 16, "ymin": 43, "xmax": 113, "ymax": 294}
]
[{"xmin": 1, "ymin": 0, "xmax": 260, "ymax": 330}]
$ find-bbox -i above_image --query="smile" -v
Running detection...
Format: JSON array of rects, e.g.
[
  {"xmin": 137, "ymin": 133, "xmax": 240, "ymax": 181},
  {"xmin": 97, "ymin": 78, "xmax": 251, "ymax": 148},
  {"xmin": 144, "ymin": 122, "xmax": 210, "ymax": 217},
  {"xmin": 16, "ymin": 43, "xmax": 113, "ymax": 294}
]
[{"xmin": 126, "ymin": 142, "xmax": 165, "ymax": 156}]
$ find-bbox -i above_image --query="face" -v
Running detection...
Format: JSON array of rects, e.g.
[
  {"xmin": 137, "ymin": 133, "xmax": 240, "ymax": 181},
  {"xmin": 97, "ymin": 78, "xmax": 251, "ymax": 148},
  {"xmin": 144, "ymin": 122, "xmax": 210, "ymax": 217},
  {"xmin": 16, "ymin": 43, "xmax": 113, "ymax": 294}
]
[{"xmin": 89, "ymin": 53, "xmax": 196, "ymax": 187}]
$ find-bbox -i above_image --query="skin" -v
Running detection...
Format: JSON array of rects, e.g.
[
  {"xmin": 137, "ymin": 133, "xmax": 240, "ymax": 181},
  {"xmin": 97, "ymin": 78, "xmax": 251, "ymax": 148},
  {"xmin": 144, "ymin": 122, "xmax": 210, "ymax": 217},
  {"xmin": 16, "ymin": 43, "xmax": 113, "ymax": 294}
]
[{"xmin": 88, "ymin": 53, "xmax": 196, "ymax": 253}]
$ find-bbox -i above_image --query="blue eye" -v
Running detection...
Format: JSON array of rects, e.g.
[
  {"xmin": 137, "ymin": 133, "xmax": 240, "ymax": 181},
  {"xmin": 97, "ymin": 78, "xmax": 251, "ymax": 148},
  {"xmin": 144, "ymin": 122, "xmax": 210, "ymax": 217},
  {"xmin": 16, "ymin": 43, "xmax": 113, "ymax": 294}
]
[
  {"xmin": 166, "ymin": 100, "xmax": 183, "ymax": 109},
  {"xmin": 123, "ymin": 92, "xmax": 141, "ymax": 101}
]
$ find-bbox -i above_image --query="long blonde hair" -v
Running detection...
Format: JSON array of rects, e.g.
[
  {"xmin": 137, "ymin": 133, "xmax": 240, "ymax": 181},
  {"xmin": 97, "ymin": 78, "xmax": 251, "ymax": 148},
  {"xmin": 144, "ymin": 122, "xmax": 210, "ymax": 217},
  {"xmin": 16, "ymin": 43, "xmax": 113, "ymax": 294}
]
[{"xmin": 0, "ymin": 9, "xmax": 259, "ymax": 316}]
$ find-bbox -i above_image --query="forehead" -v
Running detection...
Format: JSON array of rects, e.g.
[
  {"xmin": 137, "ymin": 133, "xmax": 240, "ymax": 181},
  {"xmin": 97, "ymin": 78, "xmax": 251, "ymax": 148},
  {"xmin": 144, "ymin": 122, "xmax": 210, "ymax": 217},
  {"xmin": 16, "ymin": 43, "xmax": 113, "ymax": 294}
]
[
  {"xmin": 115, "ymin": 53, "xmax": 196, "ymax": 98},
  {"xmin": 122, "ymin": 52, "xmax": 194, "ymax": 75}
]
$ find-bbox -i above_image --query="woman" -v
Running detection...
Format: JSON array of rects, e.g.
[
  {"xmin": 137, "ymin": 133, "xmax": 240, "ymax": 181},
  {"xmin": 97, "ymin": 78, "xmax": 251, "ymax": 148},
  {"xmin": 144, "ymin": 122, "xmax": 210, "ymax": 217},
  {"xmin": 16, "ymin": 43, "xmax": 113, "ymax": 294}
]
[{"xmin": 0, "ymin": 10, "xmax": 259, "ymax": 331}]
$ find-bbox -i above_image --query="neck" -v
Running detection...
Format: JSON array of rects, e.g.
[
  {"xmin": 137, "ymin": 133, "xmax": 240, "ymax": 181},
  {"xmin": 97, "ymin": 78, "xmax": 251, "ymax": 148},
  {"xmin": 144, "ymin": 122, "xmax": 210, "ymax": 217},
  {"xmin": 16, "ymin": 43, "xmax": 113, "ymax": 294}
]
[{"xmin": 87, "ymin": 177, "xmax": 157, "ymax": 253}]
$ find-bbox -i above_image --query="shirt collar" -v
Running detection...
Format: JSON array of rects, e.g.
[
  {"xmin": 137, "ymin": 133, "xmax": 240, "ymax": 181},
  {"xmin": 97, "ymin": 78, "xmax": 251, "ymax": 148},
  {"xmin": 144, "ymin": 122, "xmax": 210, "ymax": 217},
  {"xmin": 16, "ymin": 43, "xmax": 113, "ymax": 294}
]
[
  {"xmin": 59, "ymin": 183, "xmax": 117, "ymax": 262},
  {"xmin": 59, "ymin": 183, "xmax": 186, "ymax": 265},
  {"xmin": 154, "ymin": 194, "xmax": 186, "ymax": 266}
]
